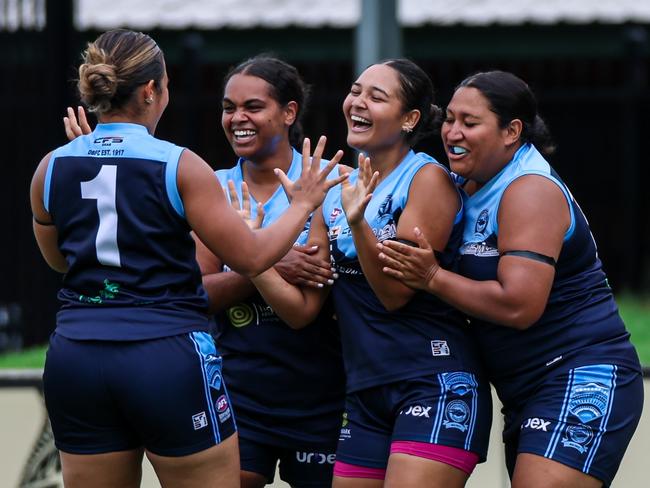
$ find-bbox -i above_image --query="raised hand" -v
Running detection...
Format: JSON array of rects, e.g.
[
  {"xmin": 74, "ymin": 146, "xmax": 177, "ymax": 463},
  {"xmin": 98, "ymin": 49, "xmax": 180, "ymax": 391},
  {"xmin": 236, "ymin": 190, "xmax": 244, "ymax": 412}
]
[
  {"xmin": 376, "ymin": 227, "xmax": 440, "ymax": 290},
  {"xmin": 227, "ymin": 180, "xmax": 265, "ymax": 230},
  {"xmin": 275, "ymin": 136, "xmax": 348, "ymax": 211},
  {"xmin": 63, "ymin": 106, "xmax": 92, "ymax": 141},
  {"xmin": 341, "ymin": 152, "xmax": 379, "ymax": 225}
]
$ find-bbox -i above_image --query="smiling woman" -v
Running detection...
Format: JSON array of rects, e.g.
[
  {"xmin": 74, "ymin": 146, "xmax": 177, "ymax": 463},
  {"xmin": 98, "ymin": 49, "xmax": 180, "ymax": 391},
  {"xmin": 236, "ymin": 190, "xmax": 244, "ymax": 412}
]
[
  {"xmin": 195, "ymin": 55, "xmax": 347, "ymax": 488},
  {"xmin": 239, "ymin": 58, "xmax": 494, "ymax": 488},
  {"xmin": 377, "ymin": 70, "xmax": 643, "ymax": 488}
]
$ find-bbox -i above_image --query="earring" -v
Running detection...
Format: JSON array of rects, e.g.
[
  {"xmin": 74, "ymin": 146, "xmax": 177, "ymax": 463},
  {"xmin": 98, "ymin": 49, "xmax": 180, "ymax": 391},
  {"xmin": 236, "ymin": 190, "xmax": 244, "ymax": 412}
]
[
  {"xmin": 402, "ymin": 126, "xmax": 412, "ymax": 133},
  {"xmin": 145, "ymin": 97, "xmax": 154, "ymax": 104}
]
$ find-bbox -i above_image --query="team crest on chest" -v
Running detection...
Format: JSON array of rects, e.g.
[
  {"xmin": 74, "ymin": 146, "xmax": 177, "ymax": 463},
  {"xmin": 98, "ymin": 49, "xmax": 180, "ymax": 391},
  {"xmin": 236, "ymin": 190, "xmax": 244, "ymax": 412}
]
[
  {"xmin": 377, "ymin": 194, "xmax": 393, "ymax": 217},
  {"xmin": 474, "ymin": 209, "xmax": 489, "ymax": 236}
]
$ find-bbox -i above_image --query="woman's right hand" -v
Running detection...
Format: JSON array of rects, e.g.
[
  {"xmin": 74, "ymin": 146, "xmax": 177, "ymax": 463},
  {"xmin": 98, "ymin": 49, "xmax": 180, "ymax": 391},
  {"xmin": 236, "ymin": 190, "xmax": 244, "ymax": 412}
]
[
  {"xmin": 275, "ymin": 136, "xmax": 348, "ymax": 212},
  {"xmin": 63, "ymin": 106, "xmax": 92, "ymax": 141},
  {"xmin": 341, "ymin": 152, "xmax": 379, "ymax": 225},
  {"xmin": 274, "ymin": 245, "xmax": 336, "ymax": 288}
]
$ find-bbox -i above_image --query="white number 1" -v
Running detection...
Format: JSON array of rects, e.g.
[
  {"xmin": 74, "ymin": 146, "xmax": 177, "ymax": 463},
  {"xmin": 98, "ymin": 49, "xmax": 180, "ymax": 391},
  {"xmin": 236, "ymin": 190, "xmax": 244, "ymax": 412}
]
[{"xmin": 81, "ymin": 165, "xmax": 121, "ymax": 267}]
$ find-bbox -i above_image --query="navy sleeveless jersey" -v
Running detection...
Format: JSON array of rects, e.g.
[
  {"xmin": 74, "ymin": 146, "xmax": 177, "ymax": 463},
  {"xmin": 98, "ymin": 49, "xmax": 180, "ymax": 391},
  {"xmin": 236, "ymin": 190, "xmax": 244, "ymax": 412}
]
[
  {"xmin": 456, "ymin": 143, "xmax": 641, "ymax": 407},
  {"xmin": 322, "ymin": 150, "xmax": 481, "ymax": 393},
  {"xmin": 44, "ymin": 123, "xmax": 209, "ymax": 340},
  {"xmin": 212, "ymin": 149, "xmax": 345, "ymax": 448}
]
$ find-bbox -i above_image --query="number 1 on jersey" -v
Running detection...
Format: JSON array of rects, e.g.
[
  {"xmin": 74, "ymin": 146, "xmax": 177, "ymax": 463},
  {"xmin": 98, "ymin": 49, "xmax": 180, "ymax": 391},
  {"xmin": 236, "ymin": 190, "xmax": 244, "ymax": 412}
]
[{"xmin": 81, "ymin": 165, "xmax": 121, "ymax": 267}]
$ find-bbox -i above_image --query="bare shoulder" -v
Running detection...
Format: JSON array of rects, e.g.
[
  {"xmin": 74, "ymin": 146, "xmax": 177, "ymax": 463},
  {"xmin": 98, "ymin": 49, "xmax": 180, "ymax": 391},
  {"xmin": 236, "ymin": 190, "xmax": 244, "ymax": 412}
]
[
  {"xmin": 409, "ymin": 163, "xmax": 457, "ymax": 203},
  {"xmin": 501, "ymin": 174, "xmax": 568, "ymax": 214}
]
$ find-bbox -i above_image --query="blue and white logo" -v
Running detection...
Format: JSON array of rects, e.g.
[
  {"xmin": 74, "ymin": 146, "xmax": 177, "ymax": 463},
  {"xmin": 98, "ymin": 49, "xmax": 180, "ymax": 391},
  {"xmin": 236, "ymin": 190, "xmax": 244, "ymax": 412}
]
[
  {"xmin": 561, "ymin": 424, "xmax": 594, "ymax": 454},
  {"xmin": 440, "ymin": 372, "xmax": 477, "ymax": 396},
  {"xmin": 474, "ymin": 209, "xmax": 489, "ymax": 236},
  {"xmin": 568, "ymin": 382, "xmax": 610, "ymax": 423},
  {"xmin": 443, "ymin": 400, "xmax": 470, "ymax": 432}
]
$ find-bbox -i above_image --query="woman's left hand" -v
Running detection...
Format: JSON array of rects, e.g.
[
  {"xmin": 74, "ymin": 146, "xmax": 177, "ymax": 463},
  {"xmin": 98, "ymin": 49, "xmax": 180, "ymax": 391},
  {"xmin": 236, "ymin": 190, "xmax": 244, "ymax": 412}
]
[
  {"xmin": 341, "ymin": 153, "xmax": 379, "ymax": 225},
  {"xmin": 377, "ymin": 227, "xmax": 440, "ymax": 290},
  {"xmin": 227, "ymin": 180, "xmax": 265, "ymax": 230}
]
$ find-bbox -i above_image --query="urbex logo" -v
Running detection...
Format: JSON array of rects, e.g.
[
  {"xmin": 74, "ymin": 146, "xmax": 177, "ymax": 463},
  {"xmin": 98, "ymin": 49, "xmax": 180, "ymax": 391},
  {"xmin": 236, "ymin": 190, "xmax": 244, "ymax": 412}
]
[{"xmin": 295, "ymin": 452, "xmax": 336, "ymax": 464}]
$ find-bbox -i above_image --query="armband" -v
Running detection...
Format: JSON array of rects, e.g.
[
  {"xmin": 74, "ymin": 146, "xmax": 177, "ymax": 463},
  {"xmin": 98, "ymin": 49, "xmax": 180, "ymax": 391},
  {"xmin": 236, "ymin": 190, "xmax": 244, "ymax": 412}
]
[
  {"xmin": 33, "ymin": 215, "xmax": 55, "ymax": 226},
  {"xmin": 501, "ymin": 250, "xmax": 556, "ymax": 267}
]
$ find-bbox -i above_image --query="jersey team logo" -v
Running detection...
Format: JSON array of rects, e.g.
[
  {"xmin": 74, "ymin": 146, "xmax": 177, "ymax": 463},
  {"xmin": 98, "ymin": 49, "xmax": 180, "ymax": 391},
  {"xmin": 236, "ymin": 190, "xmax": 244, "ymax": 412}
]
[
  {"xmin": 93, "ymin": 136, "xmax": 124, "ymax": 146},
  {"xmin": 377, "ymin": 194, "xmax": 393, "ymax": 218},
  {"xmin": 329, "ymin": 207, "xmax": 343, "ymax": 226},
  {"xmin": 474, "ymin": 209, "xmax": 489, "ymax": 236}
]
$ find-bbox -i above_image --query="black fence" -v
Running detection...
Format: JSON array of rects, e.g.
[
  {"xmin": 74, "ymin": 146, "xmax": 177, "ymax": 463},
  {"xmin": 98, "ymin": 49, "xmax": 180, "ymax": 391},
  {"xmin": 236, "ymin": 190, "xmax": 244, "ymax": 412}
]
[{"xmin": 1, "ymin": 3, "xmax": 648, "ymax": 348}]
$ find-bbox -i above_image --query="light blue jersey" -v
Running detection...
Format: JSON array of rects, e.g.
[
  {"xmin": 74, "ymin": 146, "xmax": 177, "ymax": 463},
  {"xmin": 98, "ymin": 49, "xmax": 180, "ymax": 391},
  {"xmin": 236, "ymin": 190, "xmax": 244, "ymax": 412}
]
[
  {"xmin": 456, "ymin": 143, "xmax": 641, "ymax": 405},
  {"xmin": 322, "ymin": 150, "xmax": 477, "ymax": 393},
  {"xmin": 212, "ymin": 149, "xmax": 345, "ymax": 449}
]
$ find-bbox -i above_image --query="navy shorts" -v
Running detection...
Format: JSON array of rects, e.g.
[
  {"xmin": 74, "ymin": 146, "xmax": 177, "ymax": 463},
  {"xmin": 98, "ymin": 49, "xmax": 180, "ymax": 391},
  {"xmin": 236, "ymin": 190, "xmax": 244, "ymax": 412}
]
[
  {"xmin": 43, "ymin": 331, "xmax": 237, "ymax": 456},
  {"xmin": 239, "ymin": 436, "xmax": 335, "ymax": 488},
  {"xmin": 336, "ymin": 372, "xmax": 492, "ymax": 469},
  {"xmin": 503, "ymin": 364, "xmax": 643, "ymax": 486}
]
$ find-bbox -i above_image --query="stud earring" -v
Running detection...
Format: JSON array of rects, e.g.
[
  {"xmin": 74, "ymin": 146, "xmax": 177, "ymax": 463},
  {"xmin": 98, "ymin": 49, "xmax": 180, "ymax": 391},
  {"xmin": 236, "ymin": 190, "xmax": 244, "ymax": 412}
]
[
  {"xmin": 145, "ymin": 97, "xmax": 154, "ymax": 104},
  {"xmin": 402, "ymin": 126, "xmax": 412, "ymax": 133}
]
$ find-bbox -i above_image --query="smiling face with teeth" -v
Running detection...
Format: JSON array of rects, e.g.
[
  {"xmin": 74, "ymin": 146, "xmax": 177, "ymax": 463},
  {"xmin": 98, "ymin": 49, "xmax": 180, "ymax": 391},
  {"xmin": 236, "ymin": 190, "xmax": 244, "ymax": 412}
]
[
  {"xmin": 342, "ymin": 64, "xmax": 417, "ymax": 159},
  {"xmin": 221, "ymin": 73, "xmax": 296, "ymax": 165},
  {"xmin": 442, "ymin": 86, "xmax": 522, "ymax": 185}
]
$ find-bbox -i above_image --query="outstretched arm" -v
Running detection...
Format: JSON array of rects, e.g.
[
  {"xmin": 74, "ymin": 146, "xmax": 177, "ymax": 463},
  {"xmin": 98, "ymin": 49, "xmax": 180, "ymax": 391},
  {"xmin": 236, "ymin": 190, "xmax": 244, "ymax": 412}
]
[{"xmin": 180, "ymin": 137, "xmax": 347, "ymax": 276}]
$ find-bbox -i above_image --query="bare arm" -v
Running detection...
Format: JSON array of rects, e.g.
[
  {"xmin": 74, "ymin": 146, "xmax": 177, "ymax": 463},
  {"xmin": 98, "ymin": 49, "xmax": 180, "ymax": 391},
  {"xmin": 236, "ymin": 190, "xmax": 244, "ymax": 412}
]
[
  {"xmin": 273, "ymin": 164, "xmax": 352, "ymax": 288},
  {"xmin": 30, "ymin": 152, "xmax": 68, "ymax": 273},
  {"xmin": 273, "ymin": 245, "xmax": 335, "ymax": 288},
  {"xmin": 379, "ymin": 175, "xmax": 569, "ymax": 328},
  {"xmin": 194, "ymin": 233, "xmax": 256, "ymax": 313},
  {"xmin": 250, "ymin": 209, "xmax": 331, "ymax": 328},
  {"xmin": 349, "ymin": 162, "xmax": 459, "ymax": 311},
  {"xmin": 179, "ymin": 137, "xmax": 346, "ymax": 276}
]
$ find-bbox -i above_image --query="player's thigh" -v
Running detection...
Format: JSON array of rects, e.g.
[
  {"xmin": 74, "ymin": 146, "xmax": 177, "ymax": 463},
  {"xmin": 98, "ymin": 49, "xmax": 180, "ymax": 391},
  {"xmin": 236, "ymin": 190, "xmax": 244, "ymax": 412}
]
[
  {"xmin": 512, "ymin": 453, "xmax": 602, "ymax": 488},
  {"xmin": 385, "ymin": 452, "xmax": 469, "ymax": 488},
  {"xmin": 238, "ymin": 437, "xmax": 281, "ymax": 487},
  {"xmin": 59, "ymin": 448, "xmax": 144, "ymax": 488},
  {"xmin": 146, "ymin": 432, "xmax": 240, "ymax": 488}
]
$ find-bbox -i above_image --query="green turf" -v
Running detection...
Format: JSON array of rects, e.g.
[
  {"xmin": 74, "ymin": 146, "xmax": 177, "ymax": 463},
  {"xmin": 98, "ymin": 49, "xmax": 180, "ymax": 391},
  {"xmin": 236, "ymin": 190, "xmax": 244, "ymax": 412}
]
[
  {"xmin": 618, "ymin": 293, "xmax": 650, "ymax": 366},
  {"xmin": 0, "ymin": 345, "xmax": 47, "ymax": 369},
  {"xmin": 0, "ymin": 295, "xmax": 649, "ymax": 368}
]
